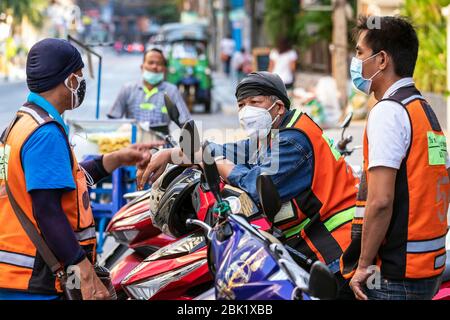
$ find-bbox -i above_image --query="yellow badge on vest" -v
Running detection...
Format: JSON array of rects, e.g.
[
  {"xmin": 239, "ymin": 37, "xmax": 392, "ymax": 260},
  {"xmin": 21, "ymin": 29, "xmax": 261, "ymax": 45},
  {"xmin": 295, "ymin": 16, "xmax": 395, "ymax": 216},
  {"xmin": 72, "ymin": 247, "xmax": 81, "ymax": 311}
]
[{"xmin": 0, "ymin": 144, "xmax": 11, "ymax": 180}]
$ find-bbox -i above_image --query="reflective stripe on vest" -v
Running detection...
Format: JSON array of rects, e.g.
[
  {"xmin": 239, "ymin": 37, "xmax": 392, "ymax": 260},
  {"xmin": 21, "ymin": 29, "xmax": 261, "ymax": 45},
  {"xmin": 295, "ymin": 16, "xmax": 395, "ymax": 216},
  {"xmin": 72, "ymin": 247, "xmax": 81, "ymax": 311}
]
[
  {"xmin": 283, "ymin": 207, "xmax": 355, "ymax": 239},
  {"xmin": 354, "ymin": 206, "xmax": 365, "ymax": 219},
  {"xmin": 406, "ymin": 235, "xmax": 447, "ymax": 254},
  {"xmin": 402, "ymin": 95, "xmax": 424, "ymax": 105},
  {"xmin": 18, "ymin": 106, "xmax": 45, "ymax": 125},
  {"xmin": 286, "ymin": 108, "xmax": 302, "ymax": 127},
  {"xmin": 143, "ymin": 86, "xmax": 159, "ymax": 100},
  {"xmin": 75, "ymin": 226, "xmax": 96, "ymax": 242},
  {"xmin": 0, "ymin": 250, "xmax": 35, "ymax": 269}
]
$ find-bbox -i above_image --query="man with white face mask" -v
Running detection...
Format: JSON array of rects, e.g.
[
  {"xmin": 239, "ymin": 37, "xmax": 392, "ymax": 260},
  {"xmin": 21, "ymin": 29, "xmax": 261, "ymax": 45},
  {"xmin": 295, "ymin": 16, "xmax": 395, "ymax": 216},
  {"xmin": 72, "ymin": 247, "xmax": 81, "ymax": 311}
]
[
  {"xmin": 137, "ymin": 71, "xmax": 358, "ymax": 299},
  {"xmin": 0, "ymin": 38, "xmax": 161, "ymax": 300},
  {"xmin": 342, "ymin": 16, "xmax": 450, "ymax": 301}
]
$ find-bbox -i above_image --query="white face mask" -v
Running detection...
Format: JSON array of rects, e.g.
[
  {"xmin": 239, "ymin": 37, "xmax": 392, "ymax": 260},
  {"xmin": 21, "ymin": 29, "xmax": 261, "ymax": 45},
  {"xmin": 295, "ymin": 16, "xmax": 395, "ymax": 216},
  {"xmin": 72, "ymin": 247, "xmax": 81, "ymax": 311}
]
[
  {"xmin": 238, "ymin": 101, "xmax": 280, "ymax": 139},
  {"xmin": 64, "ymin": 73, "xmax": 86, "ymax": 110}
]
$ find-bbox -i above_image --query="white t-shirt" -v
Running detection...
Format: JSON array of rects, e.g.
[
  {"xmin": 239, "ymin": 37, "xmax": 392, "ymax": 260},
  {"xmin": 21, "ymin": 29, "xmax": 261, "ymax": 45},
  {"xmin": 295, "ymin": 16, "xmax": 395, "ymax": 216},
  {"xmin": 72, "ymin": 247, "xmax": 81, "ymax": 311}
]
[
  {"xmin": 231, "ymin": 51, "xmax": 244, "ymax": 70},
  {"xmin": 220, "ymin": 38, "xmax": 236, "ymax": 56},
  {"xmin": 269, "ymin": 49, "xmax": 298, "ymax": 85},
  {"xmin": 367, "ymin": 78, "xmax": 450, "ymax": 170}
]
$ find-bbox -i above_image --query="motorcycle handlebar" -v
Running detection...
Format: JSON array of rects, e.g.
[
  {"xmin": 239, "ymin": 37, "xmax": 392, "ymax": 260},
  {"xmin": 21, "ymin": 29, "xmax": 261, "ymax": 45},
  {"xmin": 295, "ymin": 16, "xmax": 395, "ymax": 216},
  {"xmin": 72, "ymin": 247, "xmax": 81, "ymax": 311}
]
[
  {"xmin": 186, "ymin": 219, "xmax": 212, "ymax": 239},
  {"xmin": 337, "ymin": 136, "xmax": 353, "ymax": 152}
]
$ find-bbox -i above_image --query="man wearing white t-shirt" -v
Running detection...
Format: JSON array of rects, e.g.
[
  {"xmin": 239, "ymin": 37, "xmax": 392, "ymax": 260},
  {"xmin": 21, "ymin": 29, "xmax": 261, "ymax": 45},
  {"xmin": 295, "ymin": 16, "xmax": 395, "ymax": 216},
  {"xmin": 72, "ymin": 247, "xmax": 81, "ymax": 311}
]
[
  {"xmin": 268, "ymin": 38, "xmax": 298, "ymax": 89},
  {"xmin": 341, "ymin": 16, "xmax": 450, "ymax": 300},
  {"xmin": 220, "ymin": 37, "xmax": 236, "ymax": 76}
]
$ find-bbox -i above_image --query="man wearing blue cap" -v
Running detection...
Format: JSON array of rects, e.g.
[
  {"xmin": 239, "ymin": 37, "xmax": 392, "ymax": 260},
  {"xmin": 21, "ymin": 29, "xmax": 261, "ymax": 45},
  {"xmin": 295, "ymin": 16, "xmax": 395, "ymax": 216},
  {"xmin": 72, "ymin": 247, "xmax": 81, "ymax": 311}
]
[{"xmin": 0, "ymin": 38, "xmax": 159, "ymax": 300}]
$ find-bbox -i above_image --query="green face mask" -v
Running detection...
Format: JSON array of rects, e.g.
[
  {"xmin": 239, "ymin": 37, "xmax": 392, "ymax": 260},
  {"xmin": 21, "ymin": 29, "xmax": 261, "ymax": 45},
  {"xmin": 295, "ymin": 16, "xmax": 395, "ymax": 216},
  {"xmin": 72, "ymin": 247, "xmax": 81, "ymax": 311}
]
[{"xmin": 143, "ymin": 70, "xmax": 164, "ymax": 85}]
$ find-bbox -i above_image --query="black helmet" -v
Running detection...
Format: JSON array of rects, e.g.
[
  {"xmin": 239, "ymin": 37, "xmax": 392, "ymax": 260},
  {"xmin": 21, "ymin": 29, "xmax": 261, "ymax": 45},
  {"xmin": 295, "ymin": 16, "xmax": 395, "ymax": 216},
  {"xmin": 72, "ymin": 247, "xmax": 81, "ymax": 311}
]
[{"xmin": 151, "ymin": 167, "xmax": 202, "ymax": 238}]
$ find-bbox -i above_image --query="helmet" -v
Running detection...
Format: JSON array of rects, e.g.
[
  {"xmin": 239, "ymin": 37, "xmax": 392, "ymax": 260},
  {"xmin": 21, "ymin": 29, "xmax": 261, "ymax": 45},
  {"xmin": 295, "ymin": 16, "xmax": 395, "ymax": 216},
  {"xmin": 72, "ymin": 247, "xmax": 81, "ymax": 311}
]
[
  {"xmin": 150, "ymin": 167, "xmax": 202, "ymax": 238},
  {"xmin": 148, "ymin": 164, "xmax": 187, "ymax": 215}
]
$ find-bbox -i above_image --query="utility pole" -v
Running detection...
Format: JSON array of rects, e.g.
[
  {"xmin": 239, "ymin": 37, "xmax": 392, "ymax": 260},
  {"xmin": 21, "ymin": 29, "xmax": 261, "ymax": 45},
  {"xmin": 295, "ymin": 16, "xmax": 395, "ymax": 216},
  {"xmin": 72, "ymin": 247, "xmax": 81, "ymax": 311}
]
[
  {"xmin": 248, "ymin": 0, "xmax": 256, "ymax": 50},
  {"xmin": 208, "ymin": 0, "xmax": 218, "ymax": 69},
  {"xmin": 443, "ymin": 5, "xmax": 450, "ymax": 132},
  {"xmin": 223, "ymin": 0, "xmax": 231, "ymax": 38},
  {"xmin": 331, "ymin": 0, "xmax": 348, "ymax": 109}
]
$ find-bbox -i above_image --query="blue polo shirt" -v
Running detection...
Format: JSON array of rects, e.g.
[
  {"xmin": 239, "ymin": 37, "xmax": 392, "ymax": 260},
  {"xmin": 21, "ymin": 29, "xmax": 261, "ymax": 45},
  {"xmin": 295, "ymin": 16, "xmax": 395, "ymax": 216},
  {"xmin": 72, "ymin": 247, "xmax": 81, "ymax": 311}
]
[{"xmin": 21, "ymin": 93, "xmax": 75, "ymax": 192}]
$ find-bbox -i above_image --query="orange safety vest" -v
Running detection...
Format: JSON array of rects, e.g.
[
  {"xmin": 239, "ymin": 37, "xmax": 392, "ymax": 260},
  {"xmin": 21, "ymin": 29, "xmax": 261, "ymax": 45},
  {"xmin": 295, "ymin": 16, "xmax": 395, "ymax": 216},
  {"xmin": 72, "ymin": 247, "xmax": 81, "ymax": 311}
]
[
  {"xmin": 0, "ymin": 103, "xmax": 96, "ymax": 294},
  {"xmin": 274, "ymin": 110, "xmax": 358, "ymax": 266},
  {"xmin": 340, "ymin": 85, "xmax": 449, "ymax": 280}
]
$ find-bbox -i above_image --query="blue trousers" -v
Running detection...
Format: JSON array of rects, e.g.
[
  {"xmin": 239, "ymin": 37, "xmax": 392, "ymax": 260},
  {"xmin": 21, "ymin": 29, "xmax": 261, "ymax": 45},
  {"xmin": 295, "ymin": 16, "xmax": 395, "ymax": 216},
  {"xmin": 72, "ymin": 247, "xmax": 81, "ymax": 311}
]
[
  {"xmin": 364, "ymin": 276, "xmax": 442, "ymax": 300},
  {"xmin": 0, "ymin": 289, "xmax": 60, "ymax": 300}
]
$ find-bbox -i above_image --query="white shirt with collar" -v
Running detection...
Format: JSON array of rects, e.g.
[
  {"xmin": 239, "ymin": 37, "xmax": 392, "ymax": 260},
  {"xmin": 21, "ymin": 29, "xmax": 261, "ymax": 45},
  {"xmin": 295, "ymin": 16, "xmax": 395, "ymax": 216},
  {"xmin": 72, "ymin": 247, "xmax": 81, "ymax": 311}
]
[{"xmin": 367, "ymin": 77, "xmax": 450, "ymax": 170}]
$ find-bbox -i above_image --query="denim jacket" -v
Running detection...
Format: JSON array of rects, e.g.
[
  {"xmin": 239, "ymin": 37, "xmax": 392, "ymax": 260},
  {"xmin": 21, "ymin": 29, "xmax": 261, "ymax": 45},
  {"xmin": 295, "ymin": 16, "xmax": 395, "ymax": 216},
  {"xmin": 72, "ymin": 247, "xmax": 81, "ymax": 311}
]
[{"xmin": 210, "ymin": 110, "xmax": 314, "ymax": 204}]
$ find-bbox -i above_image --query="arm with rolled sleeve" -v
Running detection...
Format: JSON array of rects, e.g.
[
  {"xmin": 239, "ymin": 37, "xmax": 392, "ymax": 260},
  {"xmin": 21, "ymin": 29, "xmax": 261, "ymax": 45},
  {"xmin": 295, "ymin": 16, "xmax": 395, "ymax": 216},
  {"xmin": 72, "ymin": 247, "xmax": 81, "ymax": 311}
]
[{"xmin": 226, "ymin": 130, "xmax": 313, "ymax": 204}]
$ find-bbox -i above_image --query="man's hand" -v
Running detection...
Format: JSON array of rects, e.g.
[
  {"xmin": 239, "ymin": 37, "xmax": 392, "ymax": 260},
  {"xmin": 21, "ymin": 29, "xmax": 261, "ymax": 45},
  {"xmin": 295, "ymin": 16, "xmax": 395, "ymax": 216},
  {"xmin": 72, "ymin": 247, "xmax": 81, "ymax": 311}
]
[
  {"xmin": 76, "ymin": 257, "xmax": 110, "ymax": 300},
  {"xmin": 103, "ymin": 142, "xmax": 164, "ymax": 174},
  {"xmin": 136, "ymin": 148, "xmax": 173, "ymax": 190},
  {"xmin": 349, "ymin": 266, "xmax": 370, "ymax": 300}
]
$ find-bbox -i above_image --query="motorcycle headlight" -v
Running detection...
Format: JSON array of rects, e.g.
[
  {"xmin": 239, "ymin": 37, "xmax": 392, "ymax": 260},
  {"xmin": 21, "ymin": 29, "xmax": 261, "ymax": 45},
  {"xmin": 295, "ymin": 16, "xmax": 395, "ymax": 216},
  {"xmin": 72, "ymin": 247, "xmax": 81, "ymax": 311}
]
[
  {"xmin": 146, "ymin": 233, "xmax": 205, "ymax": 261},
  {"xmin": 109, "ymin": 210, "xmax": 151, "ymax": 243},
  {"xmin": 113, "ymin": 210, "xmax": 151, "ymax": 228},
  {"xmin": 110, "ymin": 229, "xmax": 139, "ymax": 244},
  {"xmin": 124, "ymin": 259, "xmax": 207, "ymax": 300}
]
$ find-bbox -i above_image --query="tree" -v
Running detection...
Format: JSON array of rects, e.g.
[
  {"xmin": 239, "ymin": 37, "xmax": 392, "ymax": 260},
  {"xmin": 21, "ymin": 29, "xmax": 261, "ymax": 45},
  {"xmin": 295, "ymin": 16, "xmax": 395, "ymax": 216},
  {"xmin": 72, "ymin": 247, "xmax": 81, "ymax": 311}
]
[
  {"xmin": 0, "ymin": 0, "xmax": 48, "ymax": 28},
  {"xmin": 264, "ymin": 0, "xmax": 299, "ymax": 46},
  {"xmin": 147, "ymin": 0, "xmax": 181, "ymax": 24},
  {"xmin": 403, "ymin": 0, "xmax": 449, "ymax": 94}
]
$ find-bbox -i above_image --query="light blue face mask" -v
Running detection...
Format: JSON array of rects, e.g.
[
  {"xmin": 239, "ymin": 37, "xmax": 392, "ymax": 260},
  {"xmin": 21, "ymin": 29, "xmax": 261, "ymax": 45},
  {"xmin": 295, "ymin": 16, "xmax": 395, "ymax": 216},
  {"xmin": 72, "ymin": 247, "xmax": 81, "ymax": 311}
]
[
  {"xmin": 143, "ymin": 70, "xmax": 164, "ymax": 85},
  {"xmin": 350, "ymin": 52, "xmax": 382, "ymax": 95}
]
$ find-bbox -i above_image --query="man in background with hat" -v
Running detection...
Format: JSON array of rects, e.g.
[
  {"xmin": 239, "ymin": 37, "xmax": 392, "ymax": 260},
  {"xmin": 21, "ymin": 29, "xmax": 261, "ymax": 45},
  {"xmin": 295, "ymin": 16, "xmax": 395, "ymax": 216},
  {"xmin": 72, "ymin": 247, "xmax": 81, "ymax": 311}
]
[
  {"xmin": 0, "ymin": 38, "xmax": 159, "ymax": 300},
  {"xmin": 136, "ymin": 71, "xmax": 358, "ymax": 299}
]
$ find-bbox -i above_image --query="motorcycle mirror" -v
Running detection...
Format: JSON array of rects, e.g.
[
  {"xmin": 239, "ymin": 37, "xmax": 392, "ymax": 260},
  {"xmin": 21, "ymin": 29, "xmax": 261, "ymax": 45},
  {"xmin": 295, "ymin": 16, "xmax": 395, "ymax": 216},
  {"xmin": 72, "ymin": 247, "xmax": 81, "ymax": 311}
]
[
  {"xmin": 164, "ymin": 93, "xmax": 181, "ymax": 127},
  {"xmin": 179, "ymin": 120, "xmax": 200, "ymax": 164},
  {"xmin": 308, "ymin": 261, "xmax": 338, "ymax": 300},
  {"xmin": 256, "ymin": 174, "xmax": 281, "ymax": 223},
  {"xmin": 340, "ymin": 112, "xmax": 353, "ymax": 129},
  {"xmin": 202, "ymin": 141, "xmax": 222, "ymax": 202},
  {"xmin": 340, "ymin": 112, "xmax": 353, "ymax": 140}
]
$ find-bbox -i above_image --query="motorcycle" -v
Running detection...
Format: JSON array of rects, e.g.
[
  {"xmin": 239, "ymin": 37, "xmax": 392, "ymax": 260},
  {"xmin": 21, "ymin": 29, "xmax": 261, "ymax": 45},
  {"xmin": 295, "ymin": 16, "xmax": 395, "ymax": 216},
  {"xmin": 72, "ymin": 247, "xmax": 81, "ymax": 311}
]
[
  {"xmin": 116, "ymin": 121, "xmax": 274, "ymax": 300},
  {"xmin": 99, "ymin": 93, "xmax": 184, "ymax": 269},
  {"xmin": 186, "ymin": 146, "xmax": 338, "ymax": 300},
  {"xmin": 109, "ymin": 112, "xmax": 359, "ymax": 300}
]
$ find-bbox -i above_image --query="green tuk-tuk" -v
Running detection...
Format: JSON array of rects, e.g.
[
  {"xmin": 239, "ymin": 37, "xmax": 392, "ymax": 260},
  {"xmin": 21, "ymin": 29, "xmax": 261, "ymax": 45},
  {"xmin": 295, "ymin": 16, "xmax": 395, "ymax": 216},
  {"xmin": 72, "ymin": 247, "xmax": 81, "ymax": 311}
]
[{"xmin": 163, "ymin": 23, "xmax": 212, "ymax": 113}]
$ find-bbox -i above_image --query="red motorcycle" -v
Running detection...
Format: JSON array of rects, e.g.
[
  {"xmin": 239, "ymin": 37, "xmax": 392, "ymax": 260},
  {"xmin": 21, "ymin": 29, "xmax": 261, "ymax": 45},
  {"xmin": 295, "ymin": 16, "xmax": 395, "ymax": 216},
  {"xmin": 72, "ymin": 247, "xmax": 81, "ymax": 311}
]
[
  {"xmin": 118, "ymin": 174, "xmax": 273, "ymax": 300},
  {"xmin": 108, "ymin": 121, "xmax": 274, "ymax": 300}
]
